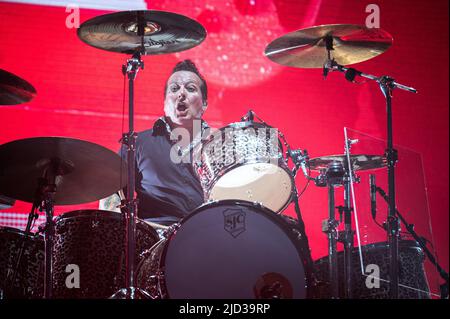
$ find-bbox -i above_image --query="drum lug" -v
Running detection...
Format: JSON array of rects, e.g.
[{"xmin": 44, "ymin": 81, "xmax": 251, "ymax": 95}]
[
  {"xmin": 163, "ymin": 223, "xmax": 180, "ymax": 237},
  {"xmin": 148, "ymin": 274, "xmax": 160, "ymax": 285}
]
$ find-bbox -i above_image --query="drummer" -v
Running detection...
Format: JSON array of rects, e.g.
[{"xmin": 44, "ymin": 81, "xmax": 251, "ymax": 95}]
[{"xmin": 100, "ymin": 59, "xmax": 209, "ymax": 226}]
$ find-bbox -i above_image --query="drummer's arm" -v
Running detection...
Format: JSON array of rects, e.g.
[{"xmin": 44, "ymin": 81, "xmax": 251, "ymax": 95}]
[{"xmin": 98, "ymin": 190, "xmax": 124, "ymax": 213}]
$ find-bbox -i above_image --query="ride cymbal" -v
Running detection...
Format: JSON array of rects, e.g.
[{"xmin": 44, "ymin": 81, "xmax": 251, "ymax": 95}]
[
  {"xmin": 0, "ymin": 137, "xmax": 127, "ymax": 205},
  {"xmin": 308, "ymin": 154, "xmax": 387, "ymax": 172},
  {"xmin": 77, "ymin": 10, "xmax": 206, "ymax": 55},
  {"xmin": 265, "ymin": 24, "xmax": 393, "ymax": 68},
  {"xmin": 0, "ymin": 69, "xmax": 36, "ymax": 105}
]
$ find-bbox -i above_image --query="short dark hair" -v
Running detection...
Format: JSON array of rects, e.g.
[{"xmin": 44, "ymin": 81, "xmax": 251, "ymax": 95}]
[{"xmin": 164, "ymin": 59, "xmax": 208, "ymax": 104}]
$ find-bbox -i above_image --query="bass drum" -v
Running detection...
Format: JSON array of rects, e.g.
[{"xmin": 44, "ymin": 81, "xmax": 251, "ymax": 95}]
[
  {"xmin": 0, "ymin": 226, "xmax": 44, "ymax": 299},
  {"xmin": 136, "ymin": 200, "xmax": 313, "ymax": 299},
  {"xmin": 52, "ymin": 210, "xmax": 159, "ymax": 298}
]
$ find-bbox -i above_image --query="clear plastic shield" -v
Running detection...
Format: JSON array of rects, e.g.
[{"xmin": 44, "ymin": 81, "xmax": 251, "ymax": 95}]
[{"xmin": 344, "ymin": 127, "xmax": 441, "ymax": 298}]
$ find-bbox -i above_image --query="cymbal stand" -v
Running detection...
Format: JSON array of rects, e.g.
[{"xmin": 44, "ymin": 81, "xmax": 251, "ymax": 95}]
[
  {"xmin": 38, "ymin": 158, "xmax": 72, "ymax": 299},
  {"xmin": 41, "ymin": 179, "xmax": 56, "ymax": 299},
  {"xmin": 110, "ymin": 49, "xmax": 150, "ymax": 299},
  {"xmin": 324, "ymin": 58, "xmax": 417, "ymax": 299}
]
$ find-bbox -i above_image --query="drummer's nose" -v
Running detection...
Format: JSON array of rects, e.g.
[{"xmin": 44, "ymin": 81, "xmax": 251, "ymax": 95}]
[{"xmin": 178, "ymin": 87, "xmax": 186, "ymax": 100}]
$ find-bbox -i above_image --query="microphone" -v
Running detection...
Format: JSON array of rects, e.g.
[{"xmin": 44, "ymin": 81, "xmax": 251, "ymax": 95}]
[
  {"xmin": 323, "ymin": 60, "xmax": 331, "ymax": 79},
  {"xmin": 289, "ymin": 149, "xmax": 310, "ymax": 180},
  {"xmin": 241, "ymin": 109, "xmax": 254, "ymax": 122},
  {"xmin": 369, "ymin": 174, "xmax": 377, "ymax": 220},
  {"xmin": 299, "ymin": 159, "xmax": 309, "ymax": 180},
  {"xmin": 323, "ymin": 65, "xmax": 329, "ymax": 79}
]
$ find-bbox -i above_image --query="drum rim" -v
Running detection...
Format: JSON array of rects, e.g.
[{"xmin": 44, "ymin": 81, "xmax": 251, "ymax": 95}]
[
  {"xmin": 53, "ymin": 209, "xmax": 159, "ymax": 239},
  {"xmin": 0, "ymin": 225, "xmax": 42, "ymax": 239},
  {"xmin": 219, "ymin": 121, "xmax": 276, "ymax": 130},
  {"xmin": 54, "ymin": 209, "xmax": 122, "ymax": 221},
  {"xmin": 314, "ymin": 239, "xmax": 426, "ymax": 263},
  {"xmin": 158, "ymin": 199, "xmax": 314, "ymax": 299}
]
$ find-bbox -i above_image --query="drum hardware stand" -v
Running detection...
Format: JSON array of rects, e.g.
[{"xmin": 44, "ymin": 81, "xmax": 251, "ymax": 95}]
[
  {"xmin": 288, "ymin": 149, "xmax": 317, "ymax": 287},
  {"xmin": 323, "ymin": 57, "xmax": 417, "ymax": 300},
  {"xmin": 313, "ymin": 158, "xmax": 360, "ymax": 299},
  {"xmin": 110, "ymin": 45, "xmax": 151, "ymax": 299},
  {"xmin": 339, "ymin": 166, "xmax": 353, "ymax": 299},
  {"xmin": 318, "ymin": 161, "xmax": 345, "ymax": 299},
  {"xmin": 33, "ymin": 158, "xmax": 73, "ymax": 299},
  {"xmin": 337, "ymin": 138, "xmax": 362, "ymax": 299},
  {"xmin": 373, "ymin": 184, "xmax": 449, "ymax": 299},
  {"xmin": 324, "ymin": 54, "xmax": 417, "ymax": 299}
]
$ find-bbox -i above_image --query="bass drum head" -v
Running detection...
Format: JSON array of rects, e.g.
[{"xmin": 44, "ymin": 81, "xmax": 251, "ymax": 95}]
[{"xmin": 162, "ymin": 200, "xmax": 309, "ymax": 299}]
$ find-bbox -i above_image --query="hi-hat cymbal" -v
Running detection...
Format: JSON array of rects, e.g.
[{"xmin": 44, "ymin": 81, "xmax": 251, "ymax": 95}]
[
  {"xmin": 308, "ymin": 154, "xmax": 387, "ymax": 172},
  {"xmin": 265, "ymin": 24, "xmax": 393, "ymax": 68},
  {"xmin": 0, "ymin": 137, "xmax": 127, "ymax": 205},
  {"xmin": 0, "ymin": 69, "xmax": 36, "ymax": 105},
  {"xmin": 77, "ymin": 10, "xmax": 206, "ymax": 55}
]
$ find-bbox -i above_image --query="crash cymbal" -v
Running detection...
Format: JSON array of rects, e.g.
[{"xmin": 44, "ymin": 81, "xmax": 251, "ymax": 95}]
[
  {"xmin": 0, "ymin": 137, "xmax": 126, "ymax": 205},
  {"xmin": 308, "ymin": 154, "xmax": 387, "ymax": 172},
  {"xmin": 265, "ymin": 24, "xmax": 393, "ymax": 68},
  {"xmin": 77, "ymin": 10, "xmax": 206, "ymax": 55},
  {"xmin": 0, "ymin": 69, "xmax": 36, "ymax": 105}
]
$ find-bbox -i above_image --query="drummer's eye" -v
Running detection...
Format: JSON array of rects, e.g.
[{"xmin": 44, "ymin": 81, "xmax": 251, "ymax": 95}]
[
  {"xmin": 169, "ymin": 84, "xmax": 179, "ymax": 93},
  {"xmin": 187, "ymin": 86, "xmax": 197, "ymax": 92}
]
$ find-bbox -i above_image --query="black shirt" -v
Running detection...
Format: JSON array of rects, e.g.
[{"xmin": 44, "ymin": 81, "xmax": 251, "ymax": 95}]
[{"xmin": 120, "ymin": 118, "xmax": 205, "ymax": 224}]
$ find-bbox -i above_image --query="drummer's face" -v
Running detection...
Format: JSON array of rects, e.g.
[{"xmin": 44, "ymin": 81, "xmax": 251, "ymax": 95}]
[{"xmin": 164, "ymin": 71, "xmax": 205, "ymax": 128}]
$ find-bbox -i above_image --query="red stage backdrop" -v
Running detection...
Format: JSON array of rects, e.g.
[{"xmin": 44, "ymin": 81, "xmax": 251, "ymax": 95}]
[{"xmin": 0, "ymin": 0, "xmax": 448, "ymax": 296}]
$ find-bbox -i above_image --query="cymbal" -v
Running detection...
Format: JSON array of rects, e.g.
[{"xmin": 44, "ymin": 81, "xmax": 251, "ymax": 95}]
[
  {"xmin": 0, "ymin": 69, "xmax": 36, "ymax": 105},
  {"xmin": 0, "ymin": 137, "xmax": 127, "ymax": 205},
  {"xmin": 0, "ymin": 194, "xmax": 15, "ymax": 210},
  {"xmin": 265, "ymin": 24, "xmax": 393, "ymax": 68},
  {"xmin": 308, "ymin": 154, "xmax": 387, "ymax": 172},
  {"xmin": 77, "ymin": 10, "xmax": 206, "ymax": 55}
]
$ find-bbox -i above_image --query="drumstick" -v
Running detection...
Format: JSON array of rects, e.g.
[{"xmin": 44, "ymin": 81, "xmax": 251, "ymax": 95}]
[{"xmin": 143, "ymin": 220, "xmax": 170, "ymax": 230}]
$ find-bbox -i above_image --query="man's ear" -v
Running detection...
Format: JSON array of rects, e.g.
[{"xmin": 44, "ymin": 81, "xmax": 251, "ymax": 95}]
[{"xmin": 202, "ymin": 100, "xmax": 208, "ymax": 111}]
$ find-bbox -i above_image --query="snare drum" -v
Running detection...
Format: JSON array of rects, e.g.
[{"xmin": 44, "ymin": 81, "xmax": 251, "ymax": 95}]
[
  {"xmin": 136, "ymin": 200, "xmax": 313, "ymax": 299},
  {"xmin": 52, "ymin": 210, "xmax": 159, "ymax": 298},
  {"xmin": 194, "ymin": 122, "xmax": 294, "ymax": 213},
  {"xmin": 0, "ymin": 227, "xmax": 44, "ymax": 298}
]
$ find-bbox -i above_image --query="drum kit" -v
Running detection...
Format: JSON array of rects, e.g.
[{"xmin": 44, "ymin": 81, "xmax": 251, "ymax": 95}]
[{"xmin": 0, "ymin": 9, "xmax": 447, "ymax": 299}]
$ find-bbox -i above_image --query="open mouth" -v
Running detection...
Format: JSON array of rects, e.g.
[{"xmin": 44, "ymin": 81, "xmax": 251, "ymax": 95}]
[{"xmin": 177, "ymin": 103, "xmax": 187, "ymax": 112}]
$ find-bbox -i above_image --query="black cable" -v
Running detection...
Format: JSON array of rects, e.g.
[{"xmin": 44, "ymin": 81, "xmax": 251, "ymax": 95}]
[
  {"xmin": 375, "ymin": 185, "xmax": 449, "ymax": 292},
  {"xmin": 297, "ymin": 166, "xmax": 311, "ymax": 198}
]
